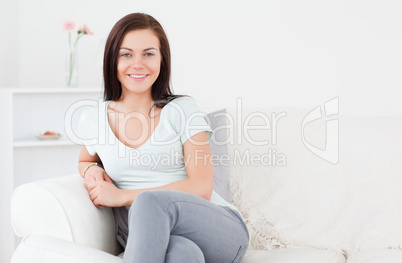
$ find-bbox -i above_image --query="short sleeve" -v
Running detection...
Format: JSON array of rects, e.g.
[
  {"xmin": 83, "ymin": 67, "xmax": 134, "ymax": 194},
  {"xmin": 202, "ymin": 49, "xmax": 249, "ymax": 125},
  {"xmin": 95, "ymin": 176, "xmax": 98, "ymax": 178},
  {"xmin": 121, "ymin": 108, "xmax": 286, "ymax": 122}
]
[
  {"xmin": 77, "ymin": 109, "xmax": 97, "ymax": 156},
  {"xmin": 168, "ymin": 97, "xmax": 214, "ymax": 145}
]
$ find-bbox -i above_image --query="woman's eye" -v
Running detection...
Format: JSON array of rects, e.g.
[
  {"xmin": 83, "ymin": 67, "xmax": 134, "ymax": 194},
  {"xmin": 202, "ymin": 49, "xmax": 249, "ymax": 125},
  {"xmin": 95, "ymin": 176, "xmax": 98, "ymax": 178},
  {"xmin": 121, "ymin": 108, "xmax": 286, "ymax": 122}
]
[
  {"xmin": 121, "ymin": 53, "xmax": 131, "ymax": 57},
  {"xmin": 144, "ymin": 53, "xmax": 154, "ymax": 57}
]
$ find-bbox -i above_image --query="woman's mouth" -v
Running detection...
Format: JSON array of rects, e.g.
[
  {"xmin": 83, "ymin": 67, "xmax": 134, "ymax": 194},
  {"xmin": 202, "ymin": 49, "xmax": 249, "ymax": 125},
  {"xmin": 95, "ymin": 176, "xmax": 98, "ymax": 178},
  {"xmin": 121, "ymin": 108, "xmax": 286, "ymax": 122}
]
[{"xmin": 128, "ymin": 74, "xmax": 148, "ymax": 80}]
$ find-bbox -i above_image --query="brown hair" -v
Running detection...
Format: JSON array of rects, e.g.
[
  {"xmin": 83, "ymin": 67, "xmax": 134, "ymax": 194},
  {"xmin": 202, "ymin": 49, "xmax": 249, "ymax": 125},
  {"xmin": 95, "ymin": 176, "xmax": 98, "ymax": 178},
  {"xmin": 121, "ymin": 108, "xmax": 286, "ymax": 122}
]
[{"xmin": 103, "ymin": 13, "xmax": 184, "ymax": 107}]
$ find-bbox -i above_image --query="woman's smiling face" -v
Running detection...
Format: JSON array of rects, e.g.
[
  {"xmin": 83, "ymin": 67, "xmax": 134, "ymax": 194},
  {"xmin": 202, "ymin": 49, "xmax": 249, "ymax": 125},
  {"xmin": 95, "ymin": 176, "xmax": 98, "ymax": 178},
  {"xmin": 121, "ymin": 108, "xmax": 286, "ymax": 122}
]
[{"xmin": 117, "ymin": 29, "xmax": 162, "ymax": 96}]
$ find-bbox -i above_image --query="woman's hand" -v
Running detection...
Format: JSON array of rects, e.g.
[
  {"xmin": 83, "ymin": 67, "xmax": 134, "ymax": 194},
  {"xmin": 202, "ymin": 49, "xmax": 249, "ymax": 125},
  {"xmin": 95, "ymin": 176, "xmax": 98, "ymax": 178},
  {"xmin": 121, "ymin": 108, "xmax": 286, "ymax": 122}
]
[
  {"xmin": 89, "ymin": 180, "xmax": 127, "ymax": 208},
  {"xmin": 83, "ymin": 166, "xmax": 113, "ymax": 208},
  {"xmin": 84, "ymin": 166, "xmax": 113, "ymax": 192}
]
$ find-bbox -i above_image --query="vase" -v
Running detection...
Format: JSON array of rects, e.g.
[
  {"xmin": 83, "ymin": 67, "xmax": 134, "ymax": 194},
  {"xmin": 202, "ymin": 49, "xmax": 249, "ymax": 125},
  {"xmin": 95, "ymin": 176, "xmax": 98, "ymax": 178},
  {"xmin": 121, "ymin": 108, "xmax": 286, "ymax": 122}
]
[{"xmin": 65, "ymin": 42, "xmax": 78, "ymax": 87}]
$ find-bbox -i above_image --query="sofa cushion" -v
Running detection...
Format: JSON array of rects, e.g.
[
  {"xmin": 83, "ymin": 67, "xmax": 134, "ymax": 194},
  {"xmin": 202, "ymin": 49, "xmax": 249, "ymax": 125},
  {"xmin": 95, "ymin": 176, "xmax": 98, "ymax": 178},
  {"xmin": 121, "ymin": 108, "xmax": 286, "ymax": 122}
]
[
  {"xmin": 242, "ymin": 247, "xmax": 346, "ymax": 263},
  {"xmin": 116, "ymin": 247, "xmax": 346, "ymax": 263},
  {"xmin": 228, "ymin": 108, "xmax": 402, "ymax": 255},
  {"xmin": 11, "ymin": 235, "xmax": 121, "ymax": 263},
  {"xmin": 205, "ymin": 108, "xmax": 231, "ymax": 203},
  {"xmin": 346, "ymin": 249, "xmax": 402, "ymax": 263}
]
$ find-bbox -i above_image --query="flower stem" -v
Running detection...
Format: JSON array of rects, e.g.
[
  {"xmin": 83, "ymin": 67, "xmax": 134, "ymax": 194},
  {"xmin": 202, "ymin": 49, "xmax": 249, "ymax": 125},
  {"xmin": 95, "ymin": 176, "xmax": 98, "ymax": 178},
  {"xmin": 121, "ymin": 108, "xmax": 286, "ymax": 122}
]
[
  {"xmin": 67, "ymin": 33, "xmax": 83, "ymax": 86},
  {"xmin": 68, "ymin": 32, "xmax": 73, "ymax": 85}
]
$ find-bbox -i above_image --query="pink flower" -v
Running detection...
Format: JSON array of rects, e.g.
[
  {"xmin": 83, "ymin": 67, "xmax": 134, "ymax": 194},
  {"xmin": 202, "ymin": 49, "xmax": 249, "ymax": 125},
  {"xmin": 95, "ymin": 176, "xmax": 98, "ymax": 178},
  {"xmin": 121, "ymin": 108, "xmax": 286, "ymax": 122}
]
[
  {"xmin": 62, "ymin": 19, "xmax": 79, "ymax": 33},
  {"xmin": 78, "ymin": 24, "xmax": 93, "ymax": 35},
  {"xmin": 62, "ymin": 19, "xmax": 93, "ymax": 85}
]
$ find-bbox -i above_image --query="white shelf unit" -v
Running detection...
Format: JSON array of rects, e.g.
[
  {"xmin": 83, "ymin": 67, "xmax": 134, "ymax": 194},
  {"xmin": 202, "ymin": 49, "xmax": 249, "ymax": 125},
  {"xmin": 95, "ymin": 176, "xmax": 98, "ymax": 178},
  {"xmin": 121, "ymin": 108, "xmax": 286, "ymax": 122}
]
[
  {"xmin": 13, "ymin": 139, "xmax": 76, "ymax": 148},
  {"xmin": 0, "ymin": 87, "xmax": 103, "ymax": 262}
]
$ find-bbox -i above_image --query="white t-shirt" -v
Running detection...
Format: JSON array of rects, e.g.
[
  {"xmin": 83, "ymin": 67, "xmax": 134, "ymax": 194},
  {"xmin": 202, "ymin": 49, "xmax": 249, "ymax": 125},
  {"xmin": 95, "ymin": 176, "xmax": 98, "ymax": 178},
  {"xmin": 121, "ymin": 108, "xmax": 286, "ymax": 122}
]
[{"xmin": 78, "ymin": 96, "xmax": 236, "ymax": 210}]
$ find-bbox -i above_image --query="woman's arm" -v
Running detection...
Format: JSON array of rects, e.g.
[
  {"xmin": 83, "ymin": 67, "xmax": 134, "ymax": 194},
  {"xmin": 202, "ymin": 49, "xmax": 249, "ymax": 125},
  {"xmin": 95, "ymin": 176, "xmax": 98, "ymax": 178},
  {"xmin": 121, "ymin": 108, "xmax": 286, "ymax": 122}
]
[
  {"xmin": 78, "ymin": 145, "xmax": 113, "ymax": 208},
  {"xmin": 89, "ymin": 131, "xmax": 214, "ymax": 208}
]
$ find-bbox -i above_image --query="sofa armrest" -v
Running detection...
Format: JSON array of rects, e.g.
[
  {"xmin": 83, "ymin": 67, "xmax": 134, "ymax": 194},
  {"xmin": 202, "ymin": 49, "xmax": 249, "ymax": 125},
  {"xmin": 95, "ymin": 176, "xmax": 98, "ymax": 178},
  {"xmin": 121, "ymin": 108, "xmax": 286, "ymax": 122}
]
[
  {"xmin": 11, "ymin": 174, "xmax": 121, "ymax": 255},
  {"xmin": 11, "ymin": 235, "xmax": 122, "ymax": 263}
]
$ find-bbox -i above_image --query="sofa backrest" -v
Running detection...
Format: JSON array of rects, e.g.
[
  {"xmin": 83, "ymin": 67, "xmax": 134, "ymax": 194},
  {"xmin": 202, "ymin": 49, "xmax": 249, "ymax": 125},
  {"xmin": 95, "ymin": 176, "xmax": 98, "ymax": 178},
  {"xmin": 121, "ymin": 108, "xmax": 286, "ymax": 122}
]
[{"xmin": 225, "ymin": 107, "xmax": 402, "ymax": 255}]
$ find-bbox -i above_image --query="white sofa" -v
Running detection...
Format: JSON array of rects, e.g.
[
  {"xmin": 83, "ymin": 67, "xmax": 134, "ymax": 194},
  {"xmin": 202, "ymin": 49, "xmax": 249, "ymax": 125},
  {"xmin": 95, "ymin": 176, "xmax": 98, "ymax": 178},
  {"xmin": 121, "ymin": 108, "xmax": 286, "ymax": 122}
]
[{"xmin": 10, "ymin": 107, "xmax": 402, "ymax": 262}]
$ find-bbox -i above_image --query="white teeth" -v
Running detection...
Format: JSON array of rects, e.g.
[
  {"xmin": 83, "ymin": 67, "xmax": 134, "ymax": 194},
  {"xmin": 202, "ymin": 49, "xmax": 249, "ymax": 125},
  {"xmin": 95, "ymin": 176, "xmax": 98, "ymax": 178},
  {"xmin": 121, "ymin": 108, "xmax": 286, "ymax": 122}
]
[{"xmin": 129, "ymin": 74, "xmax": 147, "ymax": 78}]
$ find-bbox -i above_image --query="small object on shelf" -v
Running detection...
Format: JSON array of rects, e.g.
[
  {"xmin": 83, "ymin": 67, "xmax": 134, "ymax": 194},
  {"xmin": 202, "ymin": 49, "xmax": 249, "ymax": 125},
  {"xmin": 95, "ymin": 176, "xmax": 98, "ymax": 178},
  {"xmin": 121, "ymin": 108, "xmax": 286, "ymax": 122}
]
[{"xmin": 35, "ymin": 131, "xmax": 62, "ymax": 140}]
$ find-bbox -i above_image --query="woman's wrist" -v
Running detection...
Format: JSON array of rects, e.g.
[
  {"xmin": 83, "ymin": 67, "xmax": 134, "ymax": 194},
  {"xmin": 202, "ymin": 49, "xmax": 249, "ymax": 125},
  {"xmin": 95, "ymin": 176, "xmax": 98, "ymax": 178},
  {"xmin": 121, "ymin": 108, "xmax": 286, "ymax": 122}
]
[
  {"xmin": 82, "ymin": 163, "xmax": 104, "ymax": 179},
  {"xmin": 81, "ymin": 162, "xmax": 98, "ymax": 178},
  {"xmin": 121, "ymin": 190, "xmax": 131, "ymax": 206},
  {"xmin": 121, "ymin": 189, "xmax": 139, "ymax": 206}
]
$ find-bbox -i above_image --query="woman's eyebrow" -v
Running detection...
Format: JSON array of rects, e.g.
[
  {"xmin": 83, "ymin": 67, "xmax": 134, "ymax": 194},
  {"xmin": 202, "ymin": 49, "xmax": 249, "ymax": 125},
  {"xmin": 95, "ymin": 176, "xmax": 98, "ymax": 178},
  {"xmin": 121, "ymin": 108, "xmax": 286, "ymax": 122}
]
[
  {"xmin": 120, "ymin": 47, "xmax": 133, "ymax": 51},
  {"xmin": 120, "ymin": 47, "xmax": 157, "ymax": 52}
]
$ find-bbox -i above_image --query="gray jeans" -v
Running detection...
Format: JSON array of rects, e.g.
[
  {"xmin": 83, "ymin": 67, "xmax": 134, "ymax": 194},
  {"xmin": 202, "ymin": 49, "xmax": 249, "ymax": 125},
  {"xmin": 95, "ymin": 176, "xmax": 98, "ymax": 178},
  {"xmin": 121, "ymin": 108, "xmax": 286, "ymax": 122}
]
[{"xmin": 113, "ymin": 190, "xmax": 249, "ymax": 263}]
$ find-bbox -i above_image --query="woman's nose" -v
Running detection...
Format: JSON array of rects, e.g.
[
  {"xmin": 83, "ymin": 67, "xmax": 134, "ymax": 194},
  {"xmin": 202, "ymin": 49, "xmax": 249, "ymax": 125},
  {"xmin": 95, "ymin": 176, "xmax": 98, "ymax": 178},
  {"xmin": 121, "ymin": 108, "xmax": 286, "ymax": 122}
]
[{"xmin": 130, "ymin": 56, "xmax": 143, "ymax": 69}]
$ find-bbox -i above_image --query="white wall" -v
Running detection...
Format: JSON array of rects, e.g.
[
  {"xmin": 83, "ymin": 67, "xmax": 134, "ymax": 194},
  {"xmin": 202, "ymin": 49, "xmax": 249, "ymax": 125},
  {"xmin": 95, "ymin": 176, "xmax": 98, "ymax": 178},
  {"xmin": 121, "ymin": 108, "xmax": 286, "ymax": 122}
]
[
  {"xmin": 3, "ymin": 0, "xmax": 402, "ymax": 114},
  {"xmin": 1, "ymin": 1, "xmax": 401, "ymax": 261},
  {"xmin": 0, "ymin": 1, "xmax": 19, "ymax": 87}
]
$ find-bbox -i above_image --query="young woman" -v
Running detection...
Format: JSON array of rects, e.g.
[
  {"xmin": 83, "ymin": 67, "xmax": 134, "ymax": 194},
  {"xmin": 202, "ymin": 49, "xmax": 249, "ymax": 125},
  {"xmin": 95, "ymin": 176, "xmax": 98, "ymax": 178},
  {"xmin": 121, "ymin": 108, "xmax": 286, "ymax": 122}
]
[{"xmin": 77, "ymin": 13, "xmax": 249, "ymax": 263}]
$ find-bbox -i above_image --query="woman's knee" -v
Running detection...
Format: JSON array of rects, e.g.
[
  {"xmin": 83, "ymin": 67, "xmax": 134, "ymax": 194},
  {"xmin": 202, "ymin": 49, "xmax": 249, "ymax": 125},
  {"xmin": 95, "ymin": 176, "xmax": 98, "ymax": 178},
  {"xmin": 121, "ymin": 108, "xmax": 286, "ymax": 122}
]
[
  {"xmin": 166, "ymin": 235, "xmax": 205, "ymax": 263},
  {"xmin": 128, "ymin": 190, "xmax": 171, "ymax": 217}
]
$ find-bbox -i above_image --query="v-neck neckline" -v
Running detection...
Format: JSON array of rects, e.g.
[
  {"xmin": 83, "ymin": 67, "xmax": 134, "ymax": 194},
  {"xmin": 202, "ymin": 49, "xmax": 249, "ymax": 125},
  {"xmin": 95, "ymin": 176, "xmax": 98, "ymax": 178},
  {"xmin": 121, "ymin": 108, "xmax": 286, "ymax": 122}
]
[{"xmin": 105, "ymin": 100, "xmax": 165, "ymax": 150}]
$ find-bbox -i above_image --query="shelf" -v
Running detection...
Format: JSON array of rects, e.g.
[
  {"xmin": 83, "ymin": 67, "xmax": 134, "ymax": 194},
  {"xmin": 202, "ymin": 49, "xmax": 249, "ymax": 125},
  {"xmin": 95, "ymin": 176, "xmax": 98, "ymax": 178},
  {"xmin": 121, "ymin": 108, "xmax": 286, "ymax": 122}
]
[
  {"xmin": 1, "ymin": 87, "xmax": 102, "ymax": 94},
  {"xmin": 13, "ymin": 139, "xmax": 81, "ymax": 148},
  {"xmin": 0, "ymin": 86, "xmax": 101, "ymax": 262}
]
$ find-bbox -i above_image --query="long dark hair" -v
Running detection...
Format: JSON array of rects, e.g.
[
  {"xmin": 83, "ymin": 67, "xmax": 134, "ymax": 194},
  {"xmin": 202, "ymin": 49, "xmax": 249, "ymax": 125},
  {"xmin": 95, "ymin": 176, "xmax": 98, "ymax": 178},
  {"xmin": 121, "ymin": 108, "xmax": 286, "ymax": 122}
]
[{"xmin": 103, "ymin": 13, "xmax": 184, "ymax": 108}]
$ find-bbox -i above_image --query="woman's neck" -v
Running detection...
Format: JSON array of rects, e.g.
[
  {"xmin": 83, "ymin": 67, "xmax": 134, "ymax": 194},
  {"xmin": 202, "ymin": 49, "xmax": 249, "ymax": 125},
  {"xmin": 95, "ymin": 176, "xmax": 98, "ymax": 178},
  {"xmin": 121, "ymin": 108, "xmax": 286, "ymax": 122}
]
[{"xmin": 110, "ymin": 92, "xmax": 154, "ymax": 114}]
